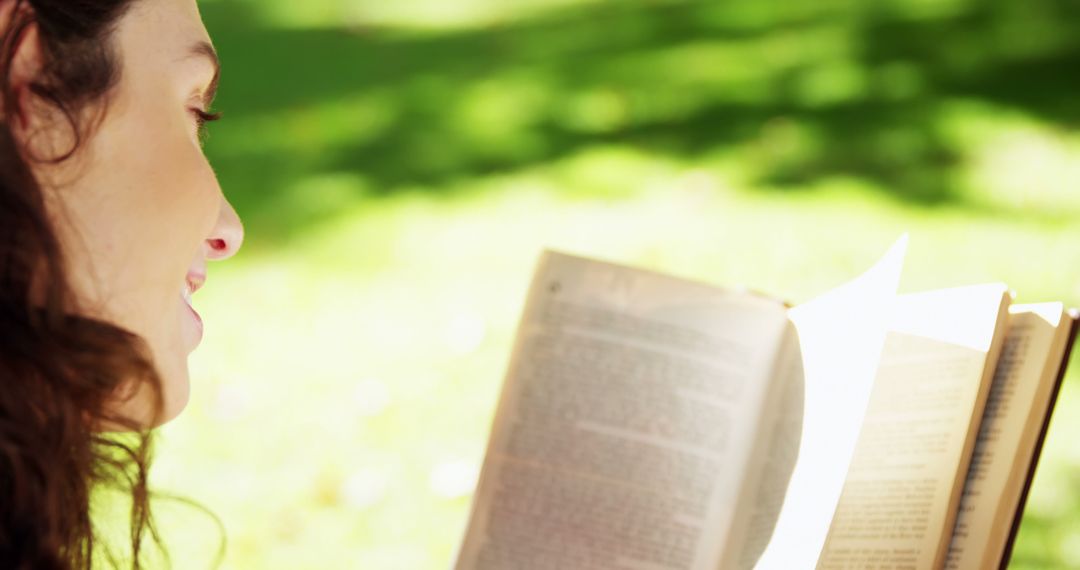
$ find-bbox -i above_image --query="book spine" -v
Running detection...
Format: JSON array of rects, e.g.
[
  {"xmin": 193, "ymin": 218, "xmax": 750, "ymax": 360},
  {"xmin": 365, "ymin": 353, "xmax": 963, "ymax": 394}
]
[{"xmin": 999, "ymin": 310, "xmax": 1080, "ymax": 569}]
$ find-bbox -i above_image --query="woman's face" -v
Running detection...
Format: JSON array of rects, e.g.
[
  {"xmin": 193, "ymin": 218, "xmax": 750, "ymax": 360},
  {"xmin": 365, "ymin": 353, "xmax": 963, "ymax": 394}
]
[{"xmin": 29, "ymin": 0, "xmax": 243, "ymax": 425}]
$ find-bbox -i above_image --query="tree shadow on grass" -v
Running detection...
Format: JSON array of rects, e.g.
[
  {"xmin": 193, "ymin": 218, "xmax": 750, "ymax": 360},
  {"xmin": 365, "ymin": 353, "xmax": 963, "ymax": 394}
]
[{"xmin": 200, "ymin": 0, "xmax": 1080, "ymax": 245}]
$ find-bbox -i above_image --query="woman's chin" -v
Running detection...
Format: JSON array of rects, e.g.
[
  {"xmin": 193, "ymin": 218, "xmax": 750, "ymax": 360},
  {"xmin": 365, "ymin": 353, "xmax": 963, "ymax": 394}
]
[
  {"xmin": 140, "ymin": 305, "xmax": 196, "ymax": 426},
  {"xmin": 153, "ymin": 352, "xmax": 192, "ymax": 426}
]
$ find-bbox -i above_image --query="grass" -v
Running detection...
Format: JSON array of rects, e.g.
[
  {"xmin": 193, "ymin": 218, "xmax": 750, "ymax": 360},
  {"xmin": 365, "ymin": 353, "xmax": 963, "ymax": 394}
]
[{"xmin": 138, "ymin": 0, "xmax": 1080, "ymax": 567}]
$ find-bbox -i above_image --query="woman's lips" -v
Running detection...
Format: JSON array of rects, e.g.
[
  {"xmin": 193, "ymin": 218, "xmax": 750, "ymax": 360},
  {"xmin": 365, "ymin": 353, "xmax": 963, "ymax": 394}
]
[
  {"xmin": 182, "ymin": 288, "xmax": 203, "ymax": 324},
  {"xmin": 182, "ymin": 272, "xmax": 206, "ymax": 348},
  {"xmin": 186, "ymin": 270, "xmax": 206, "ymax": 295}
]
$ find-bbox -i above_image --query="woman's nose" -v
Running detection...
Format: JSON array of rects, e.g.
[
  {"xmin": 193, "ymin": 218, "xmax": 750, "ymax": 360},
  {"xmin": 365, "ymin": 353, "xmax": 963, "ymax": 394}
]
[{"xmin": 205, "ymin": 197, "xmax": 244, "ymax": 261}]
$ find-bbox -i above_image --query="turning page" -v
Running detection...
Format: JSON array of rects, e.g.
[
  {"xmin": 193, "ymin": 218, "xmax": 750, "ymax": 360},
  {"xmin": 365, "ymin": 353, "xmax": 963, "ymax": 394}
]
[
  {"xmin": 817, "ymin": 284, "xmax": 1011, "ymax": 570},
  {"xmin": 716, "ymin": 320, "xmax": 804, "ymax": 569},
  {"xmin": 454, "ymin": 251, "xmax": 790, "ymax": 570},
  {"xmin": 755, "ymin": 235, "xmax": 907, "ymax": 569}
]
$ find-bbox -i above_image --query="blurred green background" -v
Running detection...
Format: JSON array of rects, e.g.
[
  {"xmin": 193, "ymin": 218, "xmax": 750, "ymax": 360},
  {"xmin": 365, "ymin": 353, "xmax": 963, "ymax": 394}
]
[{"xmin": 147, "ymin": 0, "xmax": 1080, "ymax": 567}]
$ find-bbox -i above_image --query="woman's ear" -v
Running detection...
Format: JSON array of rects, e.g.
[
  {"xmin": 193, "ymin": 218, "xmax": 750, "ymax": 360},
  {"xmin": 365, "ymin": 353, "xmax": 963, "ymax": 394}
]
[
  {"xmin": 3, "ymin": 10, "xmax": 80, "ymax": 167},
  {"xmin": 0, "ymin": 1, "xmax": 45, "ymax": 131},
  {"xmin": 7, "ymin": 23, "xmax": 47, "ymax": 137}
]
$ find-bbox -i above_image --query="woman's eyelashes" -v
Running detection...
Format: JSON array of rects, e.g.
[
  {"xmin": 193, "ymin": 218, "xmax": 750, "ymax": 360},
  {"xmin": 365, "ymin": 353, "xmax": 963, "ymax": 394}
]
[{"xmin": 190, "ymin": 107, "xmax": 221, "ymax": 143}]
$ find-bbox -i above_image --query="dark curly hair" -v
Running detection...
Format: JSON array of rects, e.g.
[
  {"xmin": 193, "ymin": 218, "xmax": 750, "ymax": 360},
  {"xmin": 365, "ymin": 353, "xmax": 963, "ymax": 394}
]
[{"xmin": 0, "ymin": 0, "xmax": 170, "ymax": 568}]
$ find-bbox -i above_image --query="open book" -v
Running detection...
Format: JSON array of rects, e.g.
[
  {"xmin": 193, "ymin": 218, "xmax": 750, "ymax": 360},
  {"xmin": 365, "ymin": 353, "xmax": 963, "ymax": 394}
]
[{"xmin": 453, "ymin": 240, "xmax": 1078, "ymax": 570}]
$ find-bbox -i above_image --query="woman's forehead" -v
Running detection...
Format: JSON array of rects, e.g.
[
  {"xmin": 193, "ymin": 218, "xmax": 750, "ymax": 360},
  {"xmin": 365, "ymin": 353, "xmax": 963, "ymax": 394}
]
[{"xmin": 117, "ymin": 0, "xmax": 212, "ymax": 61}]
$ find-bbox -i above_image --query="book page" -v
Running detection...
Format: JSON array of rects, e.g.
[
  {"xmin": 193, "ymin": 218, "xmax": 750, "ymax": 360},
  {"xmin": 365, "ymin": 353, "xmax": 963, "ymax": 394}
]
[
  {"xmin": 756, "ymin": 235, "xmax": 908, "ymax": 570},
  {"xmin": 816, "ymin": 284, "xmax": 1010, "ymax": 570},
  {"xmin": 945, "ymin": 304, "xmax": 1071, "ymax": 569},
  {"xmin": 720, "ymin": 321, "xmax": 804, "ymax": 570},
  {"xmin": 454, "ymin": 251, "xmax": 791, "ymax": 570}
]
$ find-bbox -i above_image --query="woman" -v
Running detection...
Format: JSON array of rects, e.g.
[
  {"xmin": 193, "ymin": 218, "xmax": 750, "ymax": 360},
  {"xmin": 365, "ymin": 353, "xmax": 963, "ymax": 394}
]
[{"xmin": 0, "ymin": 0, "xmax": 243, "ymax": 567}]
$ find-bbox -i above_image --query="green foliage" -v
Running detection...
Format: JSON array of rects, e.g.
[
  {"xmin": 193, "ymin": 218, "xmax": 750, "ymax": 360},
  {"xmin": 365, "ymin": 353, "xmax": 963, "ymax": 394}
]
[{"xmin": 145, "ymin": 0, "xmax": 1080, "ymax": 567}]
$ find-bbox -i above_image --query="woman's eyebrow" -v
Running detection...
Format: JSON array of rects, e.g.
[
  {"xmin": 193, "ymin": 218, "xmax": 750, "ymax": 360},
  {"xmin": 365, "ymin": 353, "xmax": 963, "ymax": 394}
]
[{"xmin": 187, "ymin": 40, "xmax": 220, "ymax": 108}]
